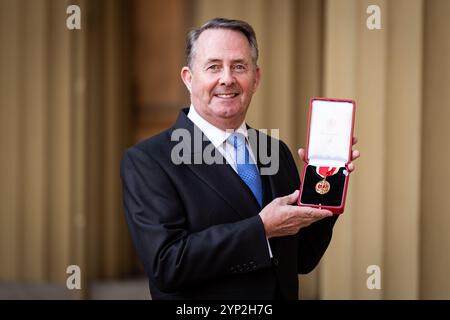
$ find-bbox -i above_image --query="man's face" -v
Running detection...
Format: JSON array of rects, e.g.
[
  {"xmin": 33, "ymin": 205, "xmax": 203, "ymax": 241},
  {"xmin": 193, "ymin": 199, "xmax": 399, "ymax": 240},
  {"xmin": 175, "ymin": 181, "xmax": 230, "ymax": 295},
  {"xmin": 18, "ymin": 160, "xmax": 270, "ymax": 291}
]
[{"xmin": 181, "ymin": 28, "xmax": 260, "ymax": 130}]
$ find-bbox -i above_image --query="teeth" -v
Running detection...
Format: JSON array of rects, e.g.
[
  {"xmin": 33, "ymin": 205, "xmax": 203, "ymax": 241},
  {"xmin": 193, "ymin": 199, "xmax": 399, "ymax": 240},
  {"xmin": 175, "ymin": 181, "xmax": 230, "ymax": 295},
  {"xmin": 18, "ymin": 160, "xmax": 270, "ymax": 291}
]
[{"xmin": 216, "ymin": 93, "xmax": 236, "ymax": 98}]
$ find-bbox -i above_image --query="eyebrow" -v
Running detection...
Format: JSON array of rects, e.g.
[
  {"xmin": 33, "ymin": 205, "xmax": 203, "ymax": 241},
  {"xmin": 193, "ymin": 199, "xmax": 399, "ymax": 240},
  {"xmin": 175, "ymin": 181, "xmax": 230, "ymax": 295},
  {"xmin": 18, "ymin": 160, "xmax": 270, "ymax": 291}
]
[{"xmin": 204, "ymin": 58, "xmax": 249, "ymax": 66}]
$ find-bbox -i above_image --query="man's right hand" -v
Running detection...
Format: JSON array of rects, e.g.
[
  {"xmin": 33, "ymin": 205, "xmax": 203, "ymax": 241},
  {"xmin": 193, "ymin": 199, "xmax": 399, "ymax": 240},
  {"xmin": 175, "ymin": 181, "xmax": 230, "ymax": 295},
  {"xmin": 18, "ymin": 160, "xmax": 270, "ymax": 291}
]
[{"xmin": 259, "ymin": 190, "xmax": 333, "ymax": 239}]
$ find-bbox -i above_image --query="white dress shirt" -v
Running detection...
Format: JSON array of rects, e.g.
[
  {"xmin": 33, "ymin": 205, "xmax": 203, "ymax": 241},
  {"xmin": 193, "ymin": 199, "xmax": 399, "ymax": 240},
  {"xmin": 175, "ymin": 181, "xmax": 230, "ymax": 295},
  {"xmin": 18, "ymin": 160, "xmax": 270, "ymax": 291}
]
[
  {"xmin": 187, "ymin": 104, "xmax": 257, "ymax": 171},
  {"xmin": 187, "ymin": 105, "xmax": 273, "ymax": 257}
]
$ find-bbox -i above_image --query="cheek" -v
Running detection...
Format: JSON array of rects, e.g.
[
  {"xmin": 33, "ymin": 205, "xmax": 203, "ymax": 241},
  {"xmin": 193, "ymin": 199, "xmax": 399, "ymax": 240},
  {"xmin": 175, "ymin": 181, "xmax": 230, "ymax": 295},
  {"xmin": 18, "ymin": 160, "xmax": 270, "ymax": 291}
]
[
  {"xmin": 195, "ymin": 80, "xmax": 216, "ymax": 97},
  {"xmin": 242, "ymin": 81, "xmax": 256, "ymax": 97}
]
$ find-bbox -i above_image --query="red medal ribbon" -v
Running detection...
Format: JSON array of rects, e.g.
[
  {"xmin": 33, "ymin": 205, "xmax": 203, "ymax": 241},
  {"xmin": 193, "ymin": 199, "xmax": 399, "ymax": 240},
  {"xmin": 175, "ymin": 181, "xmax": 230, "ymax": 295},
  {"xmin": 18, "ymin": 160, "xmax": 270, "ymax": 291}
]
[{"xmin": 316, "ymin": 166, "xmax": 339, "ymax": 178}]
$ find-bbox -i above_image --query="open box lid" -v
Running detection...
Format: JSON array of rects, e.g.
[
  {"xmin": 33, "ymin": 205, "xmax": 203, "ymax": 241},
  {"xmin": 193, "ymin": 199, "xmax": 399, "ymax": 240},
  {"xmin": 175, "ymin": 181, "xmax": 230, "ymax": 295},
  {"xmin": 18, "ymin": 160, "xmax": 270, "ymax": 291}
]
[{"xmin": 306, "ymin": 98, "xmax": 355, "ymax": 168}]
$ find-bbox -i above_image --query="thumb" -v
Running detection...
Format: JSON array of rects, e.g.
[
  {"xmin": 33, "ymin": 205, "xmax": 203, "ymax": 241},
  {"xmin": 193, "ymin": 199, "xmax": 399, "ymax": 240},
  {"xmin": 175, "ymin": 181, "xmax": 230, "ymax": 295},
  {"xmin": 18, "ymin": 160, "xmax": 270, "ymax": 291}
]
[{"xmin": 279, "ymin": 190, "xmax": 299, "ymax": 205}]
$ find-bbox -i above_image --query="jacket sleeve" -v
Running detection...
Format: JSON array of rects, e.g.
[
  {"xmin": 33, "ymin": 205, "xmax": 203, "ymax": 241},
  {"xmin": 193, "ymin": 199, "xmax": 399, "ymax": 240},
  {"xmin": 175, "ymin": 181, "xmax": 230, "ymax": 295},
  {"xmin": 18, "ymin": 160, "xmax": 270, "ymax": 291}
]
[
  {"xmin": 120, "ymin": 146, "xmax": 273, "ymax": 293},
  {"xmin": 296, "ymin": 215, "xmax": 338, "ymax": 274},
  {"xmin": 279, "ymin": 141, "xmax": 338, "ymax": 274}
]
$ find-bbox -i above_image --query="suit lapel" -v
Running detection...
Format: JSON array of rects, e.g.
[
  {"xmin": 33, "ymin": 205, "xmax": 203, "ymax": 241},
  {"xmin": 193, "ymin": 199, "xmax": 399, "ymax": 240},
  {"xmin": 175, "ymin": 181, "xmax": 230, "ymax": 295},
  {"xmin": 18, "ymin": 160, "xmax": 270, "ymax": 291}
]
[{"xmin": 169, "ymin": 109, "xmax": 261, "ymax": 220}]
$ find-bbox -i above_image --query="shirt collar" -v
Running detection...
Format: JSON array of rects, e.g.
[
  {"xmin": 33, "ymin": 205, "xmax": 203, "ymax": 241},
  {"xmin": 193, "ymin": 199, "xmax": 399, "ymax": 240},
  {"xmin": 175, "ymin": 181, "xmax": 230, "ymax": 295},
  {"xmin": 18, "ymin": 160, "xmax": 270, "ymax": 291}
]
[{"xmin": 187, "ymin": 104, "xmax": 248, "ymax": 148}]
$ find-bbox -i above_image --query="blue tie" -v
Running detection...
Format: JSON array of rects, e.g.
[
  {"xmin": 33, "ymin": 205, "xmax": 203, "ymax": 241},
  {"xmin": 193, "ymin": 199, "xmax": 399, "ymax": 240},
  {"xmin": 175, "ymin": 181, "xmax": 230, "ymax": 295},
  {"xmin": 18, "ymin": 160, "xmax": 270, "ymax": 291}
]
[{"xmin": 228, "ymin": 133, "xmax": 263, "ymax": 207}]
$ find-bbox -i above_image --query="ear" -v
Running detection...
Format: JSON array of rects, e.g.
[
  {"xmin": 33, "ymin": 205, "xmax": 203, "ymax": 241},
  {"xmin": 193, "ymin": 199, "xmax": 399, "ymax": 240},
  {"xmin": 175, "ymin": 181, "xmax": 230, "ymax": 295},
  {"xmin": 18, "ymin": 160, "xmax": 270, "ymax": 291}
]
[
  {"xmin": 181, "ymin": 66, "xmax": 193, "ymax": 93},
  {"xmin": 252, "ymin": 66, "xmax": 261, "ymax": 93}
]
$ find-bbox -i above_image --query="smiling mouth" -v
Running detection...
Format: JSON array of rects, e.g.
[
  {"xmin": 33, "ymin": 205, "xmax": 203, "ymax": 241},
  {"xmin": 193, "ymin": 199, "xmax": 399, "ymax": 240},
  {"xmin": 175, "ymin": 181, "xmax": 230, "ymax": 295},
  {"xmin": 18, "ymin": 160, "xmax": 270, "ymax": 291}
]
[{"xmin": 214, "ymin": 93, "xmax": 239, "ymax": 99}]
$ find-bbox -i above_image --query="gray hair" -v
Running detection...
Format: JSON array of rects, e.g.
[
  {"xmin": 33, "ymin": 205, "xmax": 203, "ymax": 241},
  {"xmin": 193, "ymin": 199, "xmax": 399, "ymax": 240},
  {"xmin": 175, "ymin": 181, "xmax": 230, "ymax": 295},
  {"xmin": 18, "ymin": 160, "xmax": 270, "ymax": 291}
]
[{"xmin": 185, "ymin": 18, "xmax": 259, "ymax": 69}]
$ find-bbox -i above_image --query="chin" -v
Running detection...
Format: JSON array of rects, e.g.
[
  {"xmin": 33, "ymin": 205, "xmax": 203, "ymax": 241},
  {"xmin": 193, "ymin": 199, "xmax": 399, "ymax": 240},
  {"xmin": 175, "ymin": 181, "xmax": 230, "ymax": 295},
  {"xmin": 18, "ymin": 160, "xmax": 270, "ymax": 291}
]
[{"xmin": 212, "ymin": 104, "xmax": 243, "ymax": 118}]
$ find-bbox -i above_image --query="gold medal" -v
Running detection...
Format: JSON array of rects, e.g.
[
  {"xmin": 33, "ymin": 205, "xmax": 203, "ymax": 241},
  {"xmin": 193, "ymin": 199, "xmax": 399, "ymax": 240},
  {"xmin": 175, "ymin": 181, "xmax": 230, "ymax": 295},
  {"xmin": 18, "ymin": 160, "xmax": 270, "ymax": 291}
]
[
  {"xmin": 315, "ymin": 179, "xmax": 330, "ymax": 194},
  {"xmin": 314, "ymin": 166, "xmax": 338, "ymax": 195}
]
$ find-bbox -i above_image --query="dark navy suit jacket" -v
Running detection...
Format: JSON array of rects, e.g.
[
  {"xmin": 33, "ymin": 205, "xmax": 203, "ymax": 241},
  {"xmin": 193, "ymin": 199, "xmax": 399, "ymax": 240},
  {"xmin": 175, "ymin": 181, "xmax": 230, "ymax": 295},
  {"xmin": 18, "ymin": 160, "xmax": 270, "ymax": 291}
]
[{"xmin": 120, "ymin": 108, "xmax": 337, "ymax": 299}]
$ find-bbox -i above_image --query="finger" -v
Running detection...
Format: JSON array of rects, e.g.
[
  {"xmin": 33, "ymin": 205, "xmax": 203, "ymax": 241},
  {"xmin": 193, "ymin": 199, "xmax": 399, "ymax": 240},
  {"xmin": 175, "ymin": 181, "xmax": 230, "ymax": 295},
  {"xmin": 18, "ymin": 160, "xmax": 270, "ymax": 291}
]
[
  {"xmin": 347, "ymin": 162, "xmax": 355, "ymax": 172},
  {"xmin": 307, "ymin": 213, "xmax": 333, "ymax": 223},
  {"xmin": 297, "ymin": 148, "xmax": 306, "ymax": 162},
  {"xmin": 279, "ymin": 190, "xmax": 299, "ymax": 205},
  {"xmin": 352, "ymin": 149, "xmax": 360, "ymax": 161},
  {"xmin": 290, "ymin": 206, "xmax": 333, "ymax": 218},
  {"xmin": 309, "ymin": 208, "xmax": 333, "ymax": 218},
  {"xmin": 352, "ymin": 136, "xmax": 358, "ymax": 145}
]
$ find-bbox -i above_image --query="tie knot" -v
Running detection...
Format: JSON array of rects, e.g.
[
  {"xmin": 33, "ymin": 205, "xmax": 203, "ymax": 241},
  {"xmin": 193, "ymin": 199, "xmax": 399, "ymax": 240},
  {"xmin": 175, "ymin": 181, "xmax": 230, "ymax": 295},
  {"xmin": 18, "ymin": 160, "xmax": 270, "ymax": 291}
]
[{"xmin": 227, "ymin": 132, "xmax": 246, "ymax": 149}]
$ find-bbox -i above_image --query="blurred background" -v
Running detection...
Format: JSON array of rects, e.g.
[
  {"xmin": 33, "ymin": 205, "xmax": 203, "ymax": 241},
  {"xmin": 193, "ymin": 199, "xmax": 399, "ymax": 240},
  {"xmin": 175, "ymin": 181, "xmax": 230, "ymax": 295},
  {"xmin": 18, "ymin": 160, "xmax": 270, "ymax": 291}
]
[{"xmin": 1, "ymin": 0, "xmax": 449, "ymax": 299}]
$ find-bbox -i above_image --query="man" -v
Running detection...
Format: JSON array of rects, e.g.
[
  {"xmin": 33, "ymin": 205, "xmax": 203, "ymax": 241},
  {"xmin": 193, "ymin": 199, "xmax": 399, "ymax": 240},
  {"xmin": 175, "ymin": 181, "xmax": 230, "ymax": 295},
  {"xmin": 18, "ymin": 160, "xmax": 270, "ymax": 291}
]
[{"xmin": 121, "ymin": 18, "xmax": 359, "ymax": 299}]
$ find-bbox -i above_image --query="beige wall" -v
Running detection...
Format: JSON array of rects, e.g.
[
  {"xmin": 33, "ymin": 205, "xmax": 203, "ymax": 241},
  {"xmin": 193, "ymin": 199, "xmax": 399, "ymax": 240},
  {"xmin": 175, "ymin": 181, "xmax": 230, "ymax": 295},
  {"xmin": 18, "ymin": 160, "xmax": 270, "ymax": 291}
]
[
  {"xmin": 320, "ymin": 0, "xmax": 424, "ymax": 300},
  {"xmin": 1, "ymin": 0, "xmax": 450, "ymax": 299},
  {"xmin": 421, "ymin": 0, "xmax": 450, "ymax": 299},
  {"xmin": 132, "ymin": 0, "xmax": 191, "ymax": 142},
  {"xmin": 0, "ymin": 0, "xmax": 133, "ymax": 298}
]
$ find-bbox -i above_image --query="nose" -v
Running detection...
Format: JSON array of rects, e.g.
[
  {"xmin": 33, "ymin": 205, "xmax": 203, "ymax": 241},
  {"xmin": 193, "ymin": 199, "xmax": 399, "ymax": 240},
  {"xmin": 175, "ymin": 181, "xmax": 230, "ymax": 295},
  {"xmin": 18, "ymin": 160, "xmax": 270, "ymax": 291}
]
[{"xmin": 219, "ymin": 68, "xmax": 235, "ymax": 86}]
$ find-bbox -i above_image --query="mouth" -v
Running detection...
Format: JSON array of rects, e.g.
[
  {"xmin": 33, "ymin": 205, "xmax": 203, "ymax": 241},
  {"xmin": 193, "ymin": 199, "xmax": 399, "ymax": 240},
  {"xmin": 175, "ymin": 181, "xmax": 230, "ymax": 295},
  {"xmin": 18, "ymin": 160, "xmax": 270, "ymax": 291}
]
[{"xmin": 213, "ymin": 93, "xmax": 240, "ymax": 99}]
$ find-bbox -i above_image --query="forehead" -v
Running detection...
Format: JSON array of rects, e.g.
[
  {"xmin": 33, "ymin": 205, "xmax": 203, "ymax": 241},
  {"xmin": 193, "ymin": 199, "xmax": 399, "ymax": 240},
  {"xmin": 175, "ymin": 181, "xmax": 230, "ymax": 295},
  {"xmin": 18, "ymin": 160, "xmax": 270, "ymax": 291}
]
[{"xmin": 194, "ymin": 28, "xmax": 252, "ymax": 62}]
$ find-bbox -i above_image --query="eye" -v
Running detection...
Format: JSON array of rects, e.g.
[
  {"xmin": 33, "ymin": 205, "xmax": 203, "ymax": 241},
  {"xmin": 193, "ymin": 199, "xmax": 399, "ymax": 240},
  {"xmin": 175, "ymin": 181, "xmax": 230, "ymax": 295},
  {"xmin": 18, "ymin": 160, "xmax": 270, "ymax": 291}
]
[
  {"xmin": 207, "ymin": 64, "xmax": 220, "ymax": 72},
  {"xmin": 233, "ymin": 64, "xmax": 247, "ymax": 72}
]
